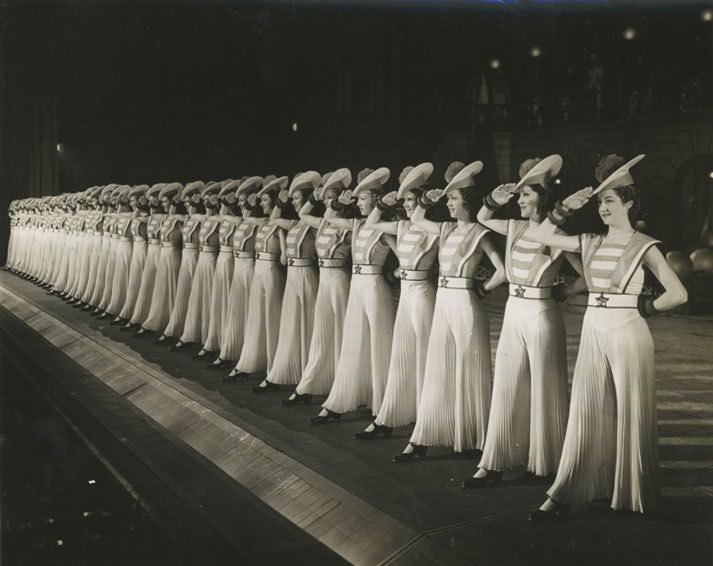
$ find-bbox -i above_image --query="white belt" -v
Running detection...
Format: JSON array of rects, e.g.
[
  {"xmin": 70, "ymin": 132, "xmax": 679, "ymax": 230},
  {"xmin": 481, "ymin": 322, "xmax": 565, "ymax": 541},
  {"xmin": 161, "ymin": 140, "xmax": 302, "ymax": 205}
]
[
  {"xmin": 318, "ymin": 258, "xmax": 348, "ymax": 268},
  {"xmin": 438, "ymin": 276, "xmax": 475, "ymax": 289},
  {"xmin": 255, "ymin": 251, "xmax": 279, "ymax": 262},
  {"xmin": 509, "ymin": 283, "xmax": 552, "ymax": 300},
  {"xmin": 233, "ymin": 250, "xmax": 254, "ymax": 259},
  {"xmin": 149, "ymin": 239, "xmax": 160, "ymax": 245},
  {"xmin": 219, "ymin": 245, "xmax": 233, "ymax": 253},
  {"xmin": 183, "ymin": 243, "xmax": 198, "ymax": 250},
  {"xmin": 287, "ymin": 257, "xmax": 314, "ymax": 267},
  {"xmin": 161, "ymin": 242, "xmax": 179, "ymax": 248},
  {"xmin": 587, "ymin": 292, "xmax": 638, "ymax": 309},
  {"xmin": 200, "ymin": 245, "xmax": 219, "ymax": 253},
  {"xmin": 352, "ymin": 264, "xmax": 382, "ymax": 275},
  {"xmin": 117, "ymin": 236, "xmax": 132, "ymax": 242},
  {"xmin": 399, "ymin": 269, "xmax": 431, "ymax": 281}
]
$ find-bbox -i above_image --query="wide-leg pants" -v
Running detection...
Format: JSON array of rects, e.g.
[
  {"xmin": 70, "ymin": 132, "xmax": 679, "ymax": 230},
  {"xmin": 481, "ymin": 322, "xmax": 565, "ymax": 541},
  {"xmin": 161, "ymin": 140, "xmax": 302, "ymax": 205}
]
[
  {"xmin": 203, "ymin": 250, "xmax": 234, "ymax": 352},
  {"xmin": 118, "ymin": 240, "xmax": 148, "ymax": 320},
  {"xmin": 218, "ymin": 257, "xmax": 254, "ymax": 362},
  {"xmin": 479, "ymin": 297, "xmax": 569, "ymax": 476},
  {"xmin": 295, "ymin": 267, "xmax": 350, "ymax": 396},
  {"xmin": 106, "ymin": 240, "xmax": 133, "ymax": 315},
  {"xmin": 179, "ymin": 250, "xmax": 218, "ymax": 344},
  {"xmin": 163, "ymin": 247, "xmax": 199, "ymax": 338},
  {"xmin": 409, "ymin": 288, "xmax": 492, "ymax": 452},
  {"xmin": 142, "ymin": 245, "xmax": 181, "ymax": 332},
  {"xmin": 130, "ymin": 241, "xmax": 161, "ymax": 326},
  {"xmin": 322, "ymin": 273, "xmax": 394, "ymax": 415},
  {"xmin": 375, "ymin": 278, "xmax": 435, "ymax": 428},
  {"xmin": 547, "ymin": 311, "xmax": 658, "ymax": 512}
]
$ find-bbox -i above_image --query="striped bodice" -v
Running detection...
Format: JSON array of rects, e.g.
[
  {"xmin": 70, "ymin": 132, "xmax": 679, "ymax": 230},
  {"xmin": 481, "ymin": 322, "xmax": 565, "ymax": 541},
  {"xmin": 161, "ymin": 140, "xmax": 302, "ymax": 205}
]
[
  {"xmin": 181, "ymin": 215, "xmax": 202, "ymax": 244},
  {"xmin": 147, "ymin": 215, "xmax": 164, "ymax": 240},
  {"xmin": 285, "ymin": 222, "xmax": 316, "ymax": 259},
  {"xmin": 198, "ymin": 216, "xmax": 220, "ymax": 246},
  {"xmin": 232, "ymin": 221, "xmax": 258, "ymax": 252},
  {"xmin": 254, "ymin": 222, "xmax": 281, "ymax": 254},
  {"xmin": 584, "ymin": 233, "xmax": 646, "ymax": 295},
  {"xmin": 130, "ymin": 216, "xmax": 148, "ymax": 239},
  {"xmin": 115, "ymin": 214, "xmax": 132, "ymax": 237},
  {"xmin": 315, "ymin": 220, "xmax": 350, "ymax": 261},
  {"xmin": 352, "ymin": 220, "xmax": 389, "ymax": 266},
  {"xmin": 396, "ymin": 221, "xmax": 438, "ymax": 270},
  {"xmin": 160, "ymin": 215, "xmax": 183, "ymax": 243},
  {"xmin": 219, "ymin": 217, "xmax": 239, "ymax": 246},
  {"xmin": 438, "ymin": 222, "xmax": 489, "ymax": 278},
  {"xmin": 505, "ymin": 220, "xmax": 563, "ymax": 287}
]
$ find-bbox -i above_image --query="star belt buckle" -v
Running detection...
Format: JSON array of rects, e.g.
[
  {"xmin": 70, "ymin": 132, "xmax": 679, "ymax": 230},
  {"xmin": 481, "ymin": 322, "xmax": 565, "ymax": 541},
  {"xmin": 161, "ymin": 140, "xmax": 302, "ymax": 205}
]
[
  {"xmin": 353, "ymin": 265, "xmax": 362, "ymax": 274},
  {"xmin": 596, "ymin": 293, "xmax": 609, "ymax": 307},
  {"xmin": 514, "ymin": 285, "xmax": 526, "ymax": 298},
  {"xmin": 318, "ymin": 258, "xmax": 325, "ymax": 267},
  {"xmin": 400, "ymin": 268, "xmax": 407, "ymax": 279},
  {"xmin": 440, "ymin": 276, "xmax": 449, "ymax": 287},
  {"xmin": 255, "ymin": 252, "xmax": 261, "ymax": 260},
  {"xmin": 287, "ymin": 258, "xmax": 294, "ymax": 266}
]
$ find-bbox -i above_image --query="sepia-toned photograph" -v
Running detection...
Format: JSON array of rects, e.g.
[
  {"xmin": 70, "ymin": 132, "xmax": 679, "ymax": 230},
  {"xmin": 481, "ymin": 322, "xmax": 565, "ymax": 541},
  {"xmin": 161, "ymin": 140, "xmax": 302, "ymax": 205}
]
[{"xmin": 1, "ymin": 0, "xmax": 712, "ymax": 564}]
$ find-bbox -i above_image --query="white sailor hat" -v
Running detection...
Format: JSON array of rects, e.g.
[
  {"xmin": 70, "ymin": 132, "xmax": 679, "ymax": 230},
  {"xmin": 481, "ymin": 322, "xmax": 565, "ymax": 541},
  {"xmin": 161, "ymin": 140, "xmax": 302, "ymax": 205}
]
[
  {"xmin": 159, "ymin": 182, "xmax": 182, "ymax": 201},
  {"xmin": 353, "ymin": 166, "xmax": 390, "ymax": 196},
  {"xmin": 321, "ymin": 171, "xmax": 333, "ymax": 186},
  {"xmin": 397, "ymin": 162, "xmax": 434, "ymax": 199},
  {"xmin": 219, "ymin": 179, "xmax": 241, "ymax": 203},
  {"xmin": 591, "ymin": 154, "xmax": 645, "ymax": 196},
  {"xmin": 181, "ymin": 181, "xmax": 206, "ymax": 203},
  {"xmin": 257, "ymin": 175, "xmax": 289, "ymax": 197},
  {"xmin": 236, "ymin": 176, "xmax": 263, "ymax": 196},
  {"xmin": 128, "ymin": 184, "xmax": 149, "ymax": 199},
  {"xmin": 288, "ymin": 170, "xmax": 321, "ymax": 197},
  {"xmin": 515, "ymin": 154, "xmax": 563, "ymax": 190},
  {"xmin": 443, "ymin": 160, "xmax": 484, "ymax": 195},
  {"xmin": 398, "ymin": 165, "xmax": 414, "ymax": 185},
  {"xmin": 324, "ymin": 168, "xmax": 352, "ymax": 192},
  {"xmin": 147, "ymin": 183, "xmax": 166, "ymax": 200}
]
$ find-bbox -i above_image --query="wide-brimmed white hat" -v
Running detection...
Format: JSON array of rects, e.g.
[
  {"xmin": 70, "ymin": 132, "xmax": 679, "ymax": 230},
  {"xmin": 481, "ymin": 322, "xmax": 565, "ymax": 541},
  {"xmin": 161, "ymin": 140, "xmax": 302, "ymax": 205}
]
[
  {"xmin": 288, "ymin": 170, "xmax": 321, "ymax": 197},
  {"xmin": 353, "ymin": 166, "xmax": 390, "ymax": 196},
  {"xmin": 324, "ymin": 168, "xmax": 352, "ymax": 192},
  {"xmin": 397, "ymin": 162, "xmax": 434, "ymax": 199},
  {"xmin": 257, "ymin": 175, "xmax": 289, "ymax": 197},
  {"xmin": 591, "ymin": 154, "xmax": 645, "ymax": 196},
  {"xmin": 515, "ymin": 154, "xmax": 563, "ymax": 190},
  {"xmin": 442, "ymin": 160, "xmax": 484, "ymax": 195}
]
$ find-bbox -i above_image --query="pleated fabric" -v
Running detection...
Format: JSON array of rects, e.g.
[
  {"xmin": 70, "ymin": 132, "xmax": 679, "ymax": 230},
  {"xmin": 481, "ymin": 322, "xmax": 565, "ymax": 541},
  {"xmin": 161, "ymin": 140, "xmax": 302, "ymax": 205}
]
[
  {"xmin": 162, "ymin": 247, "xmax": 199, "ymax": 337},
  {"xmin": 66, "ymin": 228, "xmax": 84, "ymax": 296},
  {"xmin": 266, "ymin": 265, "xmax": 319, "ymax": 385},
  {"xmin": 374, "ymin": 278, "xmax": 436, "ymax": 428},
  {"xmin": 53, "ymin": 230, "xmax": 72, "ymax": 291},
  {"xmin": 118, "ymin": 239, "xmax": 148, "ymax": 320},
  {"xmin": 202, "ymin": 249, "xmax": 234, "ymax": 352},
  {"xmin": 479, "ymin": 297, "xmax": 569, "ymax": 476},
  {"xmin": 60, "ymin": 228, "xmax": 78, "ymax": 293},
  {"xmin": 547, "ymin": 312, "xmax": 658, "ymax": 513},
  {"xmin": 105, "ymin": 240, "xmax": 133, "ymax": 315},
  {"xmin": 322, "ymin": 273, "xmax": 395, "ymax": 415},
  {"xmin": 70, "ymin": 230, "xmax": 93, "ymax": 299},
  {"xmin": 142, "ymin": 244, "xmax": 181, "ymax": 332},
  {"xmin": 233, "ymin": 260, "xmax": 285, "ymax": 374},
  {"xmin": 97, "ymin": 237, "xmax": 118, "ymax": 311},
  {"xmin": 179, "ymin": 250, "xmax": 218, "ymax": 344},
  {"xmin": 130, "ymin": 239, "xmax": 161, "ymax": 325},
  {"xmin": 86, "ymin": 232, "xmax": 111, "ymax": 306},
  {"xmin": 409, "ymin": 288, "xmax": 492, "ymax": 452},
  {"xmin": 295, "ymin": 267, "xmax": 351, "ymax": 396},
  {"xmin": 218, "ymin": 257, "xmax": 254, "ymax": 361}
]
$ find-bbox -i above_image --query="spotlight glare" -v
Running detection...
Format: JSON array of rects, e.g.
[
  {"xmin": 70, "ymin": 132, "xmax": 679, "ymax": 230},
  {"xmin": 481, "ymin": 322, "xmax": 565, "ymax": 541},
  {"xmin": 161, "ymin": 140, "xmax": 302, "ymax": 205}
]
[
  {"xmin": 702, "ymin": 9, "xmax": 713, "ymax": 22},
  {"xmin": 56, "ymin": 143, "xmax": 64, "ymax": 153},
  {"xmin": 490, "ymin": 58, "xmax": 500, "ymax": 70},
  {"xmin": 291, "ymin": 122, "xmax": 298, "ymax": 132},
  {"xmin": 623, "ymin": 27, "xmax": 636, "ymax": 40},
  {"xmin": 56, "ymin": 540, "xmax": 64, "ymax": 547},
  {"xmin": 709, "ymin": 171, "xmax": 713, "ymax": 179},
  {"xmin": 88, "ymin": 479, "xmax": 96, "ymax": 485},
  {"xmin": 530, "ymin": 46, "xmax": 541, "ymax": 58},
  {"xmin": 553, "ymin": 178, "xmax": 561, "ymax": 185}
]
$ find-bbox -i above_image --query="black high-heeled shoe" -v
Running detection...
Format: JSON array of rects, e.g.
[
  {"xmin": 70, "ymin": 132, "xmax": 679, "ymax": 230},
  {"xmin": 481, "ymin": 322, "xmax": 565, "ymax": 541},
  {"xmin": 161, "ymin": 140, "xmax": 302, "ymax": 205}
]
[
  {"xmin": 119, "ymin": 323, "xmax": 134, "ymax": 332},
  {"xmin": 310, "ymin": 410, "xmax": 341, "ymax": 424},
  {"xmin": 462, "ymin": 470, "xmax": 503, "ymax": 489},
  {"xmin": 355, "ymin": 423, "xmax": 393, "ymax": 440},
  {"xmin": 110, "ymin": 318, "xmax": 125, "ymax": 326},
  {"xmin": 222, "ymin": 371, "xmax": 251, "ymax": 383},
  {"xmin": 281, "ymin": 393, "xmax": 312, "ymax": 406},
  {"xmin": 206, "ymin": 359, "xmax": 228, "ymax": 370},
  {"xmin": 170, "ymin": 340, "xmax": 186, "ymax": 352},
  {"xmin": 252, "ymin": 381, "xmax": 280, "ymax": 393},
  {"xmin": 153, "ymin": 335, "xmax": 170, "ymax": 345},
  {"xmin": 528, "ymin": 500, "xmax": 570, "ymax": 522},
  {"xmin": 392, "ymin": 444, "xmax": 428, "ymax": 463}
]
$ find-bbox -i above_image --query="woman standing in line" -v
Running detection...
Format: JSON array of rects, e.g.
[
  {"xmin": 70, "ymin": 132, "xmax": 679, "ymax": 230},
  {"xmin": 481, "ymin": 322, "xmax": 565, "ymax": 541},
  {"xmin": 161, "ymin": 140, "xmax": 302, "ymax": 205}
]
[
  {"xmin": 225, "ymin": 175, "xmax": 288, "ymax": 382},
  {"xmin": 310, "ymin": 166, "xmax": 396, "ymax": 424},
  {"xmin": 529, "ymin": 154, "xmax": 687, "ymax": 520},
  {"xmin": 135, "ymin": 182, "xmax": 184, "ymax": 338},
  {"xmin": 281, "ymin": 168, "xmax": 354, "ymax": 406},
  {"xmin": 463, "ymin": 155, "xmax": 584, "ymax": 488},
  {"xmin": 95, "ymin": 186, "xmax": 130, "ymax": 317},
  {"xmin": 392, "ymin": 160, "xmax": 506, "ymax": 461},
  {"xmin": 208, "ymin": 176, "xmax": 264, "ymax": 369},
  {"xmin": 253, "ymin": 170, "xmax": 322, "ymax": 392},
  {"xmin": 80, "ymin": 185, "xmax": 116, "ymax": 310},
  {"xmin": 355, "ymin": 162, "xmax": 441, "ymax": 439}
]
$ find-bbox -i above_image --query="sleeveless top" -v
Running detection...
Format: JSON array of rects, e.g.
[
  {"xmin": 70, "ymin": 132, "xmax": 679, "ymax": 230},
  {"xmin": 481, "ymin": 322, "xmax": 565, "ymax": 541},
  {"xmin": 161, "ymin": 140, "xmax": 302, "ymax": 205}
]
[
  {"xmin": 219, "ymin": 217, "xmax": 240, "ymax": 246},
  {"xmin": 147, "ymin": 214, "xmax": 164, "ymax": 242},
  {"xmin": 285, "ymin": 222, "xmax": 316, "ymax": 259},
  {"xmin": 351, "ymin": 219, "xmax": 390, "ymax": 267},
  {"xmin": 181, "ymin": 214, "xmax": 202, "ymax": 245},
  {"xmin": 315, "ymin": 219, "xmax": 351, "ymax": 261},
  {"xmin": 160, "ymin": 215, "xmax": 183, "ymax": 246},
  {"xmin": 198, "ymin": 215, "xmax": 221, "ymax": 247},
  {"xmin": 505, "ymin": 220, "xmax": 564, "ymax": 287},
  {"xmin": 396, "ymin": 220, "xmax": 438, "ymax": 270},
  {"xmin": 232, "ymin": 220, "xmax": 258, "ymax": 253},
  {"xmin": 254, "ymin": 221, "xmax": 281, "ymax": 254},
  {"xmin": 438, "ymin": 222, "xmax": 489, "ymax": 278},
  {"xmin": 130, "ymin": 216, "xmax": 148, "ymax": 241},
  {"xmin": 115, "ymin": 214, "xmax": 133, "ymax": 238}
]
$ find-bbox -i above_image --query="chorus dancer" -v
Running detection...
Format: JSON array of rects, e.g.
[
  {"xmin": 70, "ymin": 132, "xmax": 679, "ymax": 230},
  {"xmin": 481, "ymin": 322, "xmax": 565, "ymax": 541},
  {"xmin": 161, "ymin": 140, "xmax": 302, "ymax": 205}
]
[
  {"xmin": 22, "ymin": 198, "xmax": 42, "ymax": 281},
  {"xmin": 121, "ymin": 183, "xmax": 167, "ymax": 331},
  {"xmin": 135, "ymin": 182, "xmax": 184, "ymax": 338},
  {"xmin": 392, "ymin": 160, "xmax": 506, "ymax": 461},
  {"xmin": 4, "ymin": 200, "xmax": 18, "ymax": 271},
  {"xmin": 199, "ymin": 179, "xmax": 244, "ymax": 361},
  {"xmin": 101, "ymin": 186, "xmax": 139, "ymax": 319},
  {"xmin": 69, "ymin": 187, "xmax": 103, "ymax": 306},
  {"xmin": 173, "ymin": 181, "xmax": 225, "ymax": 352},
  {"xmin": 310, "ymin": 166, "xmax": 396, "ymax": 424},
  {"xmin": 112, "ymin": 185, "xmax": 153, "ymax": 325},
  {"xmin": 281, "ymin": 168, "xmax": 354, "ymax": 406},
  {"xmin": 462, "ymin": 155, "xmax": 585, "ymax": 488},
  {"xmin": 81, "ymin": 185, "xmax": 116, "ymax": 309},
  {"xmin": 253, "ymin": 170, "xmax": 322, "ymax": 393},
  {"xmin": 157, "ymin": 181, "xmax": 205, "ymax": 346},
  {"xmin": 65, "ymin": 189, "xmax": 93, "ymax": 301},
  {"xmin": 529, "ymin": 154, "xmax": 688, "ymax": 521},
  {"xmin": 224, "ymin": 175, "xmax": 288, "ymax": 382},
  {"xmin": 50, "ymin": 194, "xmax": 78, "ymax": 297},
  {"xmin": 11, "ymin": 199, "xmax": 31, "ymax": 277},
  {"xmin": 208, "ymin": 176, "xmax": 263, "ymax": 368},
  {"xmin": 356, "ymin": 163, "xmax": 442, "ymax": 439},
  {"xmin": 36, "ymin": 198, "xmax": 58, "ymax": 285},
  {"xmin": 94, "ymin": 185, "xmax": 127, "ymax": 315}
]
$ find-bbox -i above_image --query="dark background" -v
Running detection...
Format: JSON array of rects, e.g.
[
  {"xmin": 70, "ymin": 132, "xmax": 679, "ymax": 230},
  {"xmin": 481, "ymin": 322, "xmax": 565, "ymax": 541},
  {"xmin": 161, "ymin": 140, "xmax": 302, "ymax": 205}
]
[{"xmin": 1, "ymin": 0, "xmax": 712, "ymax": 259}]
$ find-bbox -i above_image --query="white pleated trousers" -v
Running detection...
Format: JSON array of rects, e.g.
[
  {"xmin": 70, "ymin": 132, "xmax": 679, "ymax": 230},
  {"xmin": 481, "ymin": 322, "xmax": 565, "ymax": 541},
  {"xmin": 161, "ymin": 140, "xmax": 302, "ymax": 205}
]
[
  {"xmin": 479, "ymin": 297, "xmax": 569, "ymax": 476},
  {"xmin": 106, "ymin": 240, "xmax": 133, "ymax": 315},
  {"xmin": 97, "ymin": 238, "xmax": 118, "ymax": 311},
  {"xmin": 118, "ymin": 240, "xmax": 148, "ymax": 319},
  {"xmin": 295, "ymin": 267, "xmax": 350, "ymax": 396},
  {"xmin": 163, "ymin": 248, "xmax": 199, "ymax": 337},
  {"xmin": 409, "ymin": 288, "xmax": 492, "ymax": 452},
  {"xmin": 130, "ymin": 242, "xmax": 161, "ymax": 325},
  {"xmin": 203, "ymin": 251, "xmax": 234, "ymax": 352},
  {"xmin": 142, "ymin": 245, "xmax": 181, "ymax": 332},
  {"xmin": 547, "ymin": 311, "xmax": 658, "ymax": 513},
  {"xmin": 180, "ymin": 250, "xmax": 218, "ymax": 344},
  {"xmin": 266, "ymin": 265, "xmax": 319, "ymax": 385},
  {"xmin": 322, "ymin": 273, "xmax": 394, "ymax": 415},
  {"xmin": 375, "ymin": 278, "xmax": 435, "ymax": 428},
  {"xmin": 218, "ymin": 257, "xmax": 254, "ymax": 362}
]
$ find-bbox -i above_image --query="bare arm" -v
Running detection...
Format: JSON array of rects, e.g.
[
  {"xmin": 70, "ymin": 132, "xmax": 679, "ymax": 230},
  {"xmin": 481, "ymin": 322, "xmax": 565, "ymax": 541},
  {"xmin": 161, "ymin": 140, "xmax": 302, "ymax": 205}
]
[
  {"xmin": 279, "ymin": 228, "xmax": 287, "ymax": 266},
  {"xmin": 643, "ymin": 246, "xmax": 688, "ymax": 312},
  {"xmin": 477, "ymin": 206, "xmax": 509, "ymax": 235},
  {"xmin": 365, "ymin": 207, "xmax": 398, "ymax": 235},
  {"xmin": 325, "ymin": 216, "xmax": 354, "ymax": 231},
  {"xmin": 480, "ymin": 234, "xmax": 507, "ymax": 291},
  {"xmin": 298, "ymin": 202, "xmax": 322, "ymax": 229},
  {"xmin": 476, "ymin": 183, "xmax": 517, "ymax": 234},
  {"xmin": 535, "ymin": 218, "xmax": 581, "ymax": 252}
]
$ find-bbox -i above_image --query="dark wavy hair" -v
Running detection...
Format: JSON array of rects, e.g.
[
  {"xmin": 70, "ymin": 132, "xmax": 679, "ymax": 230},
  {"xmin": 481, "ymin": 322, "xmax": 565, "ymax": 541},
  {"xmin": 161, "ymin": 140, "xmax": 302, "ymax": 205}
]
[{"xmin": 595, "ymin": 154, "xmax": 641, "ymax": 224}]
